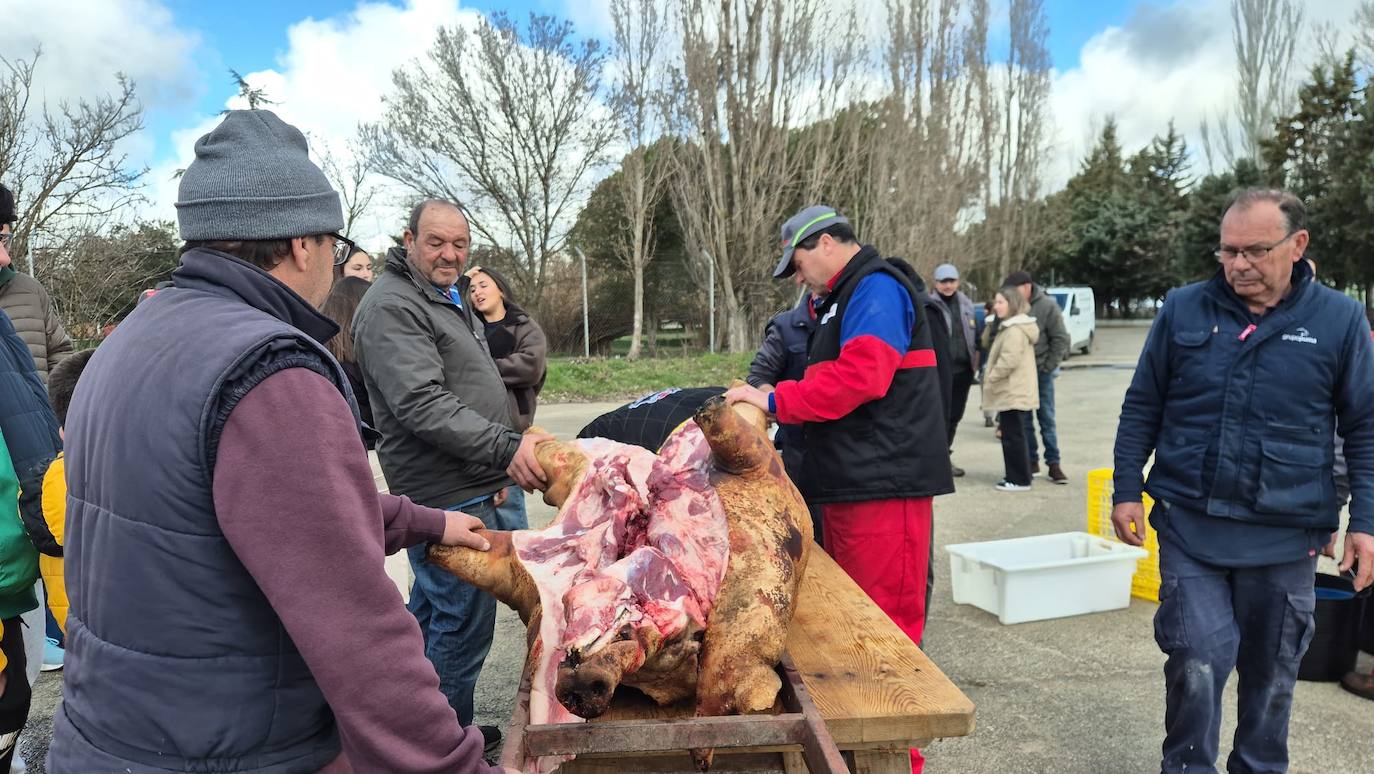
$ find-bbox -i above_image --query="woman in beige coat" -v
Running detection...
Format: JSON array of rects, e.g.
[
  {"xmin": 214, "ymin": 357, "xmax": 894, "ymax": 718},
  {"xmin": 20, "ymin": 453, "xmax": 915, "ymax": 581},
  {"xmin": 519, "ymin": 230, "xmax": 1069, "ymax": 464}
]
[{"xmin": 983, "ymin": 286, "xmax": 1040, "ymax": 491}]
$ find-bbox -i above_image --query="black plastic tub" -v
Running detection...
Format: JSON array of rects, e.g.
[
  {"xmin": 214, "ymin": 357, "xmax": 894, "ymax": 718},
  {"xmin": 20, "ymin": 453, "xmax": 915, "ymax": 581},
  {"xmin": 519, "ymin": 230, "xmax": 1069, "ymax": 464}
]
[{"xmin": 1297, "ymin": 573, "xmax": 1366, "ymax": 682}]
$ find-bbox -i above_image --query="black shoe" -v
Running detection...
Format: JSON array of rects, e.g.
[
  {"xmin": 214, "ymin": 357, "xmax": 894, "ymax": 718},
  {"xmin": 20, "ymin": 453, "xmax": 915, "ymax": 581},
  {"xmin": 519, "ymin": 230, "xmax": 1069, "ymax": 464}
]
[
  {"xmin": 950, "ymin": 464, "xmax": 965, "ymax": 477},
  {"xmin": 479, "ymin": 725, "xmax": 503, "ymax": 762},
  {"xmin": 984, "ymin": 415, "xmax": 994, "ymax": 427}
]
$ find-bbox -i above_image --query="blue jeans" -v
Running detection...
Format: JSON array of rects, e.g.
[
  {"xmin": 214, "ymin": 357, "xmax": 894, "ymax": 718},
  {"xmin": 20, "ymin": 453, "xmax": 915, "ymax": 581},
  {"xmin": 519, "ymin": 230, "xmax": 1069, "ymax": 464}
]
[
  {"xmin": 1154, "ymin": 537, "xmax": 1316, "ymax": 774},
  {"xmin": 1023, "ymin": 368, "xmax": 1060, "ymax": 464},
  {"xmin": 407, "ymin": 487, "xmax": 529, "ymax": 726}
]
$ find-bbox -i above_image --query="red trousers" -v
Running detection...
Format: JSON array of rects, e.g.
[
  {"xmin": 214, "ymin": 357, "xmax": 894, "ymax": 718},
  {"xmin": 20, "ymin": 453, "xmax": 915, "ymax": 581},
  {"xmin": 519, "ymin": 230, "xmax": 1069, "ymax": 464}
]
[{"xmin": 822, "ymin": 497, "xmax": 933, "ymax": 773}]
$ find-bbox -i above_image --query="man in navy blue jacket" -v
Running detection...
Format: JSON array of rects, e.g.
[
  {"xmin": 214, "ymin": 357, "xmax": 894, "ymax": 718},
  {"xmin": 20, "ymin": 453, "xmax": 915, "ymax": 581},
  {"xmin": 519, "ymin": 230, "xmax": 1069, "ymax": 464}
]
[{"xmin": 1111, "ymin": 188, "xmax": 1374, "ymax": 773}]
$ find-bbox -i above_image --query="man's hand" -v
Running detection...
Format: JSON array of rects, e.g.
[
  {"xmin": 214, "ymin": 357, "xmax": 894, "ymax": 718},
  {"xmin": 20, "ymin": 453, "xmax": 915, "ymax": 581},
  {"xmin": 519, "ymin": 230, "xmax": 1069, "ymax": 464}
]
[
  {"xmin": 1339, "ymin": 530, "xmax": 1374, "ymax": 591},
  {"xmin": 1323, "ymin": 531, "xmax": 1339, "ymax": 559},
  {"xmin": 507, "ymin": 432, "xmax": 553, "ymax": 491},
  {"xmin": 441, "ymin": 511, "xmax": 490, "ymax": 551},
  {"xmin": 723, "ymin": 385, "xmax": 771, "ymax": 415},
  {"xmin": 1111, "ymin": 502, "xmax": 1147, "ymax": 547}
]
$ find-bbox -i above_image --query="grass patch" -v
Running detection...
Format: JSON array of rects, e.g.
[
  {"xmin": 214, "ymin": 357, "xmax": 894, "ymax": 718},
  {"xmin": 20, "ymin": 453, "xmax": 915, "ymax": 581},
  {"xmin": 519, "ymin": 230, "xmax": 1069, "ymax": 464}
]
[{"xmin": 543, "ymin": 352, "xmax": 755, "ymax": 403}]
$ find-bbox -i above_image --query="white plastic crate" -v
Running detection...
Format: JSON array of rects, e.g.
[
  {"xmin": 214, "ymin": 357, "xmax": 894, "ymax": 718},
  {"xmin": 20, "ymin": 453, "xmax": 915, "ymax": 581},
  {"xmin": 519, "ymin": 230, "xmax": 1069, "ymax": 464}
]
[{"xmin": 945, "ymin": 531, "xmax": 1148, "ymax": 625}]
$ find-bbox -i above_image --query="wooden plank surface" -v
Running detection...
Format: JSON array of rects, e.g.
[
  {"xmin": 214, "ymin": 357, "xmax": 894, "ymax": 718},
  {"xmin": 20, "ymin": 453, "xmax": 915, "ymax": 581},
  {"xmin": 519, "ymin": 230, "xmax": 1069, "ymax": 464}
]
[
  {"xmin": 524, "ymin": 714, "xmax": 808, "ymax": 756},
  {"xmin": 567, "ymin": 546, "xmax": 974, "ymax": 749},
  {"xmin": 785, "ymin": 548, "xmax": 975, "ymax": 745}
]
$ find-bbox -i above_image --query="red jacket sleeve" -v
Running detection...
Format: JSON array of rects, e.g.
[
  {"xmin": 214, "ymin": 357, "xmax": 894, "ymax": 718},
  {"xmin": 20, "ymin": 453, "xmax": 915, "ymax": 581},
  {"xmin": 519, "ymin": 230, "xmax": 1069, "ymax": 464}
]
[
  {"xmin": 774, "ymin": 274, "xmax": 915, "ymax": 424},
  {"xmin": 213, "ymin": 368, "xmax": 498, "ymax": 774}
]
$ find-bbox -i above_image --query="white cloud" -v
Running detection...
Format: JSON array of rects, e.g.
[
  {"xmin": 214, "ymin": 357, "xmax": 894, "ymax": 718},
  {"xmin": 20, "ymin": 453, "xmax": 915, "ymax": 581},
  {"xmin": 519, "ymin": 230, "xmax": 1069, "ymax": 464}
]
[
  {"xmin": 1, "ymin": 0, "xmax": 201, "ymax": 108},
  {"xmin": 143, "ymin": 0, "xmax": 487, "ymax": 249},
  {"xmin": 1045, "ymin": 0, "xmax": 1365, "ymax": 188}
]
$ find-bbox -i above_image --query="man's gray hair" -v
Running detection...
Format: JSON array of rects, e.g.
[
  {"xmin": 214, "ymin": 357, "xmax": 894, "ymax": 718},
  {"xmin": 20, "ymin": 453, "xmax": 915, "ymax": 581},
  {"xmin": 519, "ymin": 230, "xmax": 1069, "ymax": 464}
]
[
  {"xmin": 1222, "ymin": 187, "xmax": 1307, "ymax": 233},
  {"xmin": 406, "ymin": 199, "xmax": 467, "ymax": 237}
]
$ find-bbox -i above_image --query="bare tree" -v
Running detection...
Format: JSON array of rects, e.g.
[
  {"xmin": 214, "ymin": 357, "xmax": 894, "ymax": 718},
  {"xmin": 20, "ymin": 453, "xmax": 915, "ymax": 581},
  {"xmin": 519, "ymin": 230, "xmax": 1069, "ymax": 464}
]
[
  {"xmin": 42, "ymin": 220, "xmax": 180, "ymax": 337},
  {"xmin": 1201, "ymin": 0, "xmax": 1304, "ymax": 170},
  {"xmin": 608, "ymin": 0, "xmax": 674, "ymax": 360},
  {"xmin": 667, "ymin": 0, "xmax": 861, "ymax": 351},
  {"xmin": 363, "ymin": 13, "xmax": 616, "ymax": 306},
  {"xmin": 316, "ymin": 138, "xmax": 377, "ymax": 239},
  {"xmin": 985, "ymin": 0, "xmax": 1052, "ymax": 280},
  {"xmin": 0, "ymin": 51, "xmax": 145, "ymax": 278},
  {"xmin": 848, "ymin": 0, "xmax": 994, "ymax": 279}
]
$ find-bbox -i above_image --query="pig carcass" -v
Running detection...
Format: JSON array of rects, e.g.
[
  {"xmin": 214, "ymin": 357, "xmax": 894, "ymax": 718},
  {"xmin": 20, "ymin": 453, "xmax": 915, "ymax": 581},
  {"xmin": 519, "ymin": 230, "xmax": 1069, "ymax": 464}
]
[{"xmin": 428, "ymin": 396, "xmax": 812, "ymax": 770}]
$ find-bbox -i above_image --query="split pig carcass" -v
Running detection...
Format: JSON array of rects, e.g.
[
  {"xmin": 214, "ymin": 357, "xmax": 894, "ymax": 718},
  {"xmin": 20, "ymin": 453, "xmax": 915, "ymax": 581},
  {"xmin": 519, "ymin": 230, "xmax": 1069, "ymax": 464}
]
[{"xmin": 428, "ymin": 396, "xmax": 812, "ymax": 771}]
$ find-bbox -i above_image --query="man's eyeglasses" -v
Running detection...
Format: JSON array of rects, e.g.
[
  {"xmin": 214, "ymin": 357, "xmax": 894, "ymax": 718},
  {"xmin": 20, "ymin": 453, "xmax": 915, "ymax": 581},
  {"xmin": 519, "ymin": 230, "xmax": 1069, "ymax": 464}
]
[
  {"xmin": 1215, "ymin": 230, "xmax": 1298, "ymax": 264},
  {"xmin": 329, "ymin": 233, "xmax": 357, "ymax": 266},
  {"xmin": 0, "ymin": 232, "xmax": 11, "ymax": 249}
]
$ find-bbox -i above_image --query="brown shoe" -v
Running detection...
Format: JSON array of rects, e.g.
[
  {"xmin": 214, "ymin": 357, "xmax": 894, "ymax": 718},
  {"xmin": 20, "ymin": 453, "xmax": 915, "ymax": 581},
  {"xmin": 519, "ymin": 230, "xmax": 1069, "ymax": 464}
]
[
  {"xmin": 1341, "ymin": 670, "xmax": 1374, "ymax": 701},
  {"xmin": 1049, "ymin": 463, "xmax": 1068, "ymax": 485},
  {"xmin": 1031, "ymin": 461, "xmax": 1041, "ymax": 478}
]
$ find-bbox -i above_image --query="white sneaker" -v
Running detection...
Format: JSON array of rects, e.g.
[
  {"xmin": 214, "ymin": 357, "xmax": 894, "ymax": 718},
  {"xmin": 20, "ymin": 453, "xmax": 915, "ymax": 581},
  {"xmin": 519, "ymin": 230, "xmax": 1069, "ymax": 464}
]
[{"xmin": 995, "ymin": 480, "xmax": 1032, "ymax": 492}]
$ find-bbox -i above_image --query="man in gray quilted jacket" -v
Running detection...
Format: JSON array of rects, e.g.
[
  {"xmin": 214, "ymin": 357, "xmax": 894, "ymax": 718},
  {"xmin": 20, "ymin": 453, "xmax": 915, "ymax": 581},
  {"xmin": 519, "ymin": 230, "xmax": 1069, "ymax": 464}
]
[{"xmin": 0, "ymin": 184, "xmax": 73, "ymax": 384}]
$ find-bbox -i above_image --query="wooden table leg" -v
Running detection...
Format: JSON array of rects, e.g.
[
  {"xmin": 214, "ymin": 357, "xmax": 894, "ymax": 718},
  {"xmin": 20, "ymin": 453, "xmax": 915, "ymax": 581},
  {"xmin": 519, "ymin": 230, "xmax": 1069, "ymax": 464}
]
[
  {"xmin": 851, "ymin": 748, "xmax": 918, "ymax": 774},
  {"xmin": 781, "ymin": 751, "xmax": 808, "ymax": 773}
]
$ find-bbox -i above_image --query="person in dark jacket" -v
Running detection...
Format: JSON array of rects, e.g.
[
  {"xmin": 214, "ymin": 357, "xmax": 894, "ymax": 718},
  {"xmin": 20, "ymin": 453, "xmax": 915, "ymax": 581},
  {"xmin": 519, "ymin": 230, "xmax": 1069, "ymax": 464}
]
[
  {"xmin": 466, "ymin": 266, "xmax": 547, "ymax": 432},
  {"xmin": 321, "ymin": 275, "xmax": 374, "ymax": 441},
  {"xmin": 725, "ymin": 207, "xmax": 953, "ymax": 642},
  {"xmin": 47, "ymin": 110, "xmax": 510, "ymax": 774},
  {"xmin": 726, "ymin": 208, "xmax": 953, "ymax": 774},
  {"xmin": 930, "ymin": 263, "xmax": 978, "ymax": 476},
  {"xmin": 1111, "ymin": 188, "xmax": 1374, "ymax": 773},
  {"xmin": 352, "ymin": 199, "xmax": 549, "ymax": 747},
  {"xmin": 1004, "ymin": 269, "xmax": 1071, "ymax": 483},
  {"xmin": 747, "ymin": 291, "xmax": 822, "ymax": 546},
  {"xmin": 0, "ymin": 305, "xmax": 56, "ymax": 772}
]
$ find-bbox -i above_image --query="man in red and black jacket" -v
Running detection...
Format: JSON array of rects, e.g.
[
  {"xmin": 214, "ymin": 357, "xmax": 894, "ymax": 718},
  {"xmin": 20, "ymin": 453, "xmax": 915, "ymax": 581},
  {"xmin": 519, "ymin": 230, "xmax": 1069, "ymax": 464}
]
[{"xmin": 726, "ymin": 206, "xmax": 954, "ymax": 648}]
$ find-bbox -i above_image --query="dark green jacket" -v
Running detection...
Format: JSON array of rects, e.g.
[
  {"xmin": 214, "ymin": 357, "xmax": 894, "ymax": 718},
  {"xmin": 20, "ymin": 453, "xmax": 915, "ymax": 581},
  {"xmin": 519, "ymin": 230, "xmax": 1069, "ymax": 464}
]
[{"xmin": 0, "ymin": 429, "xmax": 39, "ymax": 620}]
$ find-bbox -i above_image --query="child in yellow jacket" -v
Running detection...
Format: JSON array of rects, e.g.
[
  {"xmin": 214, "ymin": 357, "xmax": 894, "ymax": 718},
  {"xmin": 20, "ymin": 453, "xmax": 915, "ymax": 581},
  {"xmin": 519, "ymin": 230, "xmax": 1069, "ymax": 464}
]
[{"xmin": 21, "ymin": 350, "xmax": 96, "ymax": 636}]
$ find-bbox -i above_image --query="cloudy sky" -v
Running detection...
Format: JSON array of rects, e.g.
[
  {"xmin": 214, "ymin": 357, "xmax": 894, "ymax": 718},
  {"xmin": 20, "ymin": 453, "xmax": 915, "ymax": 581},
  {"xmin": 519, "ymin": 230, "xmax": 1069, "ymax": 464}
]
[{"xmin": 2, "ymin": 0, "xmax": 1364, "ymax": 249}]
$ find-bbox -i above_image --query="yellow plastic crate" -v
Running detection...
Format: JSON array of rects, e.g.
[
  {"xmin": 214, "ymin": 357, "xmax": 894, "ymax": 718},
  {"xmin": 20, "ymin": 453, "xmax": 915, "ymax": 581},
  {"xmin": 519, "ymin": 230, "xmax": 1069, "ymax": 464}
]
[{"xmin": 1085, "ymin": 468, "xmax": 1160, "ymax": 602}]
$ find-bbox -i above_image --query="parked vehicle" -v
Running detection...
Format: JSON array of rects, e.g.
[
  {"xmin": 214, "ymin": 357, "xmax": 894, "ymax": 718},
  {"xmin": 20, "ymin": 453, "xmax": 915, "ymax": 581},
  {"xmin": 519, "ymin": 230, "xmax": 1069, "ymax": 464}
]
[{"xmin": 1046, "ymin": 286, "xmax": 1096, "ymax": 355}]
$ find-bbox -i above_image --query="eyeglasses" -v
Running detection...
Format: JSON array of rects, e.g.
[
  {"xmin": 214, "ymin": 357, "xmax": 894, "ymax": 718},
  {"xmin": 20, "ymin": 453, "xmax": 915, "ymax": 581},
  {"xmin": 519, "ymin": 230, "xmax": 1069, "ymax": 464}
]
[
  {"xmin": 1215, "ymin": 231, "xmax": 1298, "ymax": 264},
  {"xmin": 0, "ymin": 232, "xmax": 11, "ymax": 248},
  {"xmin": 329, "ymin": 233, "xmax": 357, "ymax": 266}
]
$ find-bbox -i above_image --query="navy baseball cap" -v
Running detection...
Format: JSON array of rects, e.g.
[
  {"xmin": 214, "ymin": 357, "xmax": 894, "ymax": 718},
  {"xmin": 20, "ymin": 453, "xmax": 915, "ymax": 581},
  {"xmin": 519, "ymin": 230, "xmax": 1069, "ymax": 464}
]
[{"xmin": 773, "ymin": 205, "xmax": 849, "ymax": 279}]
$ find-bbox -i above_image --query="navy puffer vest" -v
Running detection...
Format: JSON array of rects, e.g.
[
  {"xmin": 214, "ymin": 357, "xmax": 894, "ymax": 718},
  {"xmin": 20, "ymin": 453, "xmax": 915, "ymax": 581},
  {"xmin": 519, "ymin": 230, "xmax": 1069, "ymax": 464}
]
[{"xmin": 49, "ymin": 249, "xmax": 356, "ymax": 773}]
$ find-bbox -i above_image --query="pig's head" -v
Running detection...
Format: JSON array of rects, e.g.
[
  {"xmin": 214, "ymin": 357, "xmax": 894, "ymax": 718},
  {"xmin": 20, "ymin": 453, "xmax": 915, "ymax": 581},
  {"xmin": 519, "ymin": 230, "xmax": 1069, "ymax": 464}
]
[{"xmin": 552, "ymin": 573, "xmax": 699, "ymax": 719}]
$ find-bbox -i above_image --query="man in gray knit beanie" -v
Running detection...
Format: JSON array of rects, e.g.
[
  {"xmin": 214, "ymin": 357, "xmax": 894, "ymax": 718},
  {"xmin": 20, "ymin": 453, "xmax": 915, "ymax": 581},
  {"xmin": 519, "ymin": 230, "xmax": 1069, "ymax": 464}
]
[
  {"xmin": 174, "ymin": 108, "xmax": 347, "ymax": 308},
  {"xmin": 48, "ymin": 109, "xmax": 510, "ymax": 772}
]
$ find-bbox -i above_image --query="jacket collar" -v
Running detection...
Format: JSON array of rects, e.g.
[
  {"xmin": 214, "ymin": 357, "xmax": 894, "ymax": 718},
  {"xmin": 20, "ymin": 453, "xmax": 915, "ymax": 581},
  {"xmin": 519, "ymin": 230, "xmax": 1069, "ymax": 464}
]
[
  {"xmin": 385, "ymin": 246, "xmax": 473, "ymax": 307},
  {"xmin": 1001, "ymin": 313, "xmax": 1036, "ymax": 326},
  {"xmin": 172, "ymin": 248, "xmax": 339, "ymax": 344},
  {"xmin": 1203, "ymin": 258, "xmax": 1313, "ymax": 319},
  {"xmin": 825, "ymin": 245, "xmax": 882, "ymax": 293}
]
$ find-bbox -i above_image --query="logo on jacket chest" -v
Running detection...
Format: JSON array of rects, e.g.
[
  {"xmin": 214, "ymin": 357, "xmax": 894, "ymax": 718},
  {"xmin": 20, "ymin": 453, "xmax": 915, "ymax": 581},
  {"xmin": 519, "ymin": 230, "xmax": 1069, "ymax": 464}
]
[
  {"xmin": 1281, "ymin": 327, "xmax": 1317, "ymax": 345},
  {"xmin": 820, "ymin": 306, "xmax": 838, "ymax": 326}
]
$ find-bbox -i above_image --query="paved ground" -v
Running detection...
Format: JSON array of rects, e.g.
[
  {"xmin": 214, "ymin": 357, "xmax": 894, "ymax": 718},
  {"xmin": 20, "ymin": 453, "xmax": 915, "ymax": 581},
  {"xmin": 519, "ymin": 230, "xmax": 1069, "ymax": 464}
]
[{"xmin": 18, "ymin": 326, "xmax": 1372, "ymax": 772}]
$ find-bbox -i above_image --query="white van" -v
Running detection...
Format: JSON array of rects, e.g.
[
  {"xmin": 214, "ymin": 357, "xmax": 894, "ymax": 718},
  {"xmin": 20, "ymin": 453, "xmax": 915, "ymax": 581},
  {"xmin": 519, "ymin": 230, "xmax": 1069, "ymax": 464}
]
[{"xmin": 1046, "ymin": 286, "xmax": 1096, "ymax": 355}]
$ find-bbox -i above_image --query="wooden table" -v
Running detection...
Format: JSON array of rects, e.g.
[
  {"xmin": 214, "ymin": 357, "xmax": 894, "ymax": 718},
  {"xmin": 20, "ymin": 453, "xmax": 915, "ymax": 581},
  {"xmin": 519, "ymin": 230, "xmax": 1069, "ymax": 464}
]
[{"xmin": 520, "ymin": 548, "xmax": 976, "ymax": 773}]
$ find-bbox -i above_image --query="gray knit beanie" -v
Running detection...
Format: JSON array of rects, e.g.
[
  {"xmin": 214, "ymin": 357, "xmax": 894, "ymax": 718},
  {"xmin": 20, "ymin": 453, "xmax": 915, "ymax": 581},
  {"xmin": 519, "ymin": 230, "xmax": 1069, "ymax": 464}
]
[{"xmin": 175, "ymin": 109, "xmax": 344, "ymax": 241}]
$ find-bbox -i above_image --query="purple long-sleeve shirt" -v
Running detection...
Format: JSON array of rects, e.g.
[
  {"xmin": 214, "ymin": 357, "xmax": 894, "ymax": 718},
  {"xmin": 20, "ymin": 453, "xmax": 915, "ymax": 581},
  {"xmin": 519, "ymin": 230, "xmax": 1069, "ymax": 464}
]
[{"xmin": 213, "ymin": 367, "xmax": 500, "ymax": 773}]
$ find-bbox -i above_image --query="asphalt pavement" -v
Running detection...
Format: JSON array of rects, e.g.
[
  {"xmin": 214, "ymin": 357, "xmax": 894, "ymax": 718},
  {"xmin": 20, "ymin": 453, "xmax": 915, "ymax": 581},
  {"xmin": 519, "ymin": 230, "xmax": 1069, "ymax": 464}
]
[{"xmin": 18, "ymin": 325, "xmax": 1371, "ymax": 773}]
